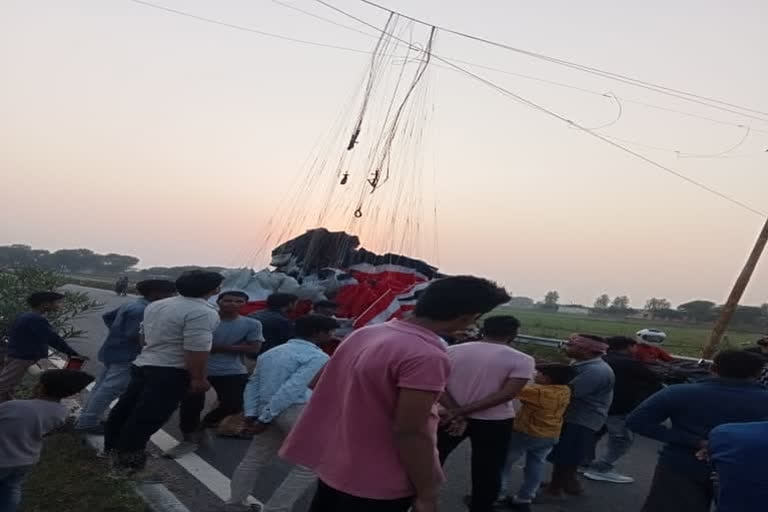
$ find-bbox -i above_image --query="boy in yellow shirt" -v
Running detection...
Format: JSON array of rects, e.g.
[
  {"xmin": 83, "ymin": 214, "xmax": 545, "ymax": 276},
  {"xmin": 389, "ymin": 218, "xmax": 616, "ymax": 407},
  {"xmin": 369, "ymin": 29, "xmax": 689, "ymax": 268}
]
[{"xmin": 499, "ymin": 364, "xmax": 573, "ymax": 511}]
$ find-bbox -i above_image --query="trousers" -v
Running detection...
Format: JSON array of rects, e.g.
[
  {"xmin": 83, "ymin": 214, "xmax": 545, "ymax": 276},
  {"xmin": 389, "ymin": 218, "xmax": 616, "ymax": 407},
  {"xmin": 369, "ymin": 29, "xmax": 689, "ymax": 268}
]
[
  {"xmin": 438, "ymin": 418, "xmax": 514, "ymax": 512},
  {"xmin": 308, "ymin": 480, "xmax": 413, "ymax": 512},
  {"xmin": 104, "ymin": 365, "xmax": 189, "ymax": 468},
  {"xmin": 228, "ymin": 405, "xmax": 315, "ymax": 511},
  {"xmin": 179, "ymin": 374, "xmax": 248, "ymax": 435},
  {"xmin": 75, "ymin": 362, "xmax": 132, "ymax": 429}
]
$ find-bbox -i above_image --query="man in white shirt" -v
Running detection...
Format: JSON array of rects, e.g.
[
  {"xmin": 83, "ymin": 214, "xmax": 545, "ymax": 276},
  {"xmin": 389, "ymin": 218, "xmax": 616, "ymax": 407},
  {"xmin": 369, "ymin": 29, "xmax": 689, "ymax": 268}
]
[{"xmin": 104, "ymin": 270, "xmax": 223, "ymax": 473}]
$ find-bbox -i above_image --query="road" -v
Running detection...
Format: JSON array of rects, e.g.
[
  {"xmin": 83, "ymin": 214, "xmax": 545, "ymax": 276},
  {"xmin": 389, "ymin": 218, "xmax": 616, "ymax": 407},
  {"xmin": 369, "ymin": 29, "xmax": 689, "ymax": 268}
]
[{"xmin": 64, "ymin": 285, "xmax": 660, "ymax": 512}]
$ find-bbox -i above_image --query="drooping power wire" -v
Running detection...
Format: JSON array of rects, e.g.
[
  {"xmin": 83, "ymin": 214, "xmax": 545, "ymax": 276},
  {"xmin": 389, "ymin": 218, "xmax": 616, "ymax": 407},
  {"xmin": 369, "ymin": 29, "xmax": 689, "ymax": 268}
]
[
  {"xmin": 353, "ymin": 0, "xmax": 768, "ymax": 121},
  {"xmin": 313, "ymin": 0, "xmax": 767, "ymax": 217}
]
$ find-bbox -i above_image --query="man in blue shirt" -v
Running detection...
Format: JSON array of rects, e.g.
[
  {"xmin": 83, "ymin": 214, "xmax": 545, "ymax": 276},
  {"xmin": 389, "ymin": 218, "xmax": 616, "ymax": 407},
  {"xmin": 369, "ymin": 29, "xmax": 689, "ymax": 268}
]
[
  {"xmin": 165, "ymin": 291, "xmax": 264, "ymax": 458},
  {"xmin": 225, "ymin": 314, "xmax": 337, "ymax": 512},
  {"xmin": 248, "ymin": 293, "xmax": 297, "ymax": 355},
  {"xmin": 75, "ymin": 280, "xmax": 176, "ymax": 433},
  {"xmin": 708, "ymin": 421, "xmax": 768, "ymax": 512},
  {"xmin": 0, "ymin": 292, "xmax": 82, "ymax": 402},
  {"xmin": 627, "ymin": 350, "xmax": 768, "ymax": 512}
]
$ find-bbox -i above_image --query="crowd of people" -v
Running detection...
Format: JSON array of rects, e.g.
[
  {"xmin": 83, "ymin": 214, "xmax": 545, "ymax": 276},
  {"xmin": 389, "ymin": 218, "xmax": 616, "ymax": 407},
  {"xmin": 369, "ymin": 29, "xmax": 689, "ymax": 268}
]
[{"xmin": 1, "ymin": 270, "xmax": 767, "ymax": 512}]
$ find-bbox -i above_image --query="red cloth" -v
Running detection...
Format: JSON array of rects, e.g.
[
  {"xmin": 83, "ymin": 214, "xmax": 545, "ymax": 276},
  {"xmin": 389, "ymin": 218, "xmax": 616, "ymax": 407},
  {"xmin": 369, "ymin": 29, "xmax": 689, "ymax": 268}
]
[{"xmin": 634, "ymin": 343, "xmax": 675, "ymax": 363}]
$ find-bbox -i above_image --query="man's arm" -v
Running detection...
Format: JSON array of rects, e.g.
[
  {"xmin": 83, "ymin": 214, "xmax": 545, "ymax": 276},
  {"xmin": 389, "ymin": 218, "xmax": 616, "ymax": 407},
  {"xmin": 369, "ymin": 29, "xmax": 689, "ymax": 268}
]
[
  {"xmin": 449, "ymin": 377, "xmax": 528, "ymax": 417},
  {"xmin": 184, "ymin": 350, "xmax": 210, "ymax": 394},
  {"xmin": 626, "ymin": 388, "xmax": 703, "ymax": 448},
  {"xmin": 182, "ymin": 311, "xmax": 217, "ymax": 393},
  {"xmin": 102, "ymin": 308, "xmax": 119, "ymax": 328},
  {"xmin": 394, "ymin": 389, "xmax": 443, "ymax": 510},
  {"xmin": 211, "ymin": 343, "xmax": 263, "ymax": 354},
  {"xmin": 256, "ymin": 355, "xmax": 327, "ymax": 423},
  {"xmin": 307, "ymin": 363, "xmax": 326, "ymax": 390},
  {"xmin": 35, "ymin": 319, "xmax": 79, "ymax": 357}
]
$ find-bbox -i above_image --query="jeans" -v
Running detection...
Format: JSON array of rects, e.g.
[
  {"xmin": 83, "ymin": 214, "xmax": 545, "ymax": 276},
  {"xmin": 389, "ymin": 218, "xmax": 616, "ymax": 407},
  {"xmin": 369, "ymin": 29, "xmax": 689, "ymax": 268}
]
[
  {"xmin": 641, "ymin": 462, "xmax": 713, "ymax": 512},
  {"xmin": 309, "ymin": 480, "xmax": 413, "ymax": 512},
  {"xmin": 0, "ymin": 465, "xmax": 31, "ymax": 512},
  {"xmin": 438, "ymin": 418, "xmax": 514, "ymax": 512},
  {"xmin": 590, "ymin": 414, "xmax": 634, "ymax": 472},
  {"xmin": 179, "ymin": 374, "xmax": 248, "ymax": 435},
  {"xmin": 104, "ymin": 365, "xmax": 189, "ymax": 469},
  {"xmin": 499, "ymin": 431, "xmax": 557, "ymax": 501},
  {"xmin": 228, "ymin": 405, "xmax": 315, "ymax": 511},
  {"xmin": 75, "ymin": 363, "xmax": 132, "ymax": 430}
]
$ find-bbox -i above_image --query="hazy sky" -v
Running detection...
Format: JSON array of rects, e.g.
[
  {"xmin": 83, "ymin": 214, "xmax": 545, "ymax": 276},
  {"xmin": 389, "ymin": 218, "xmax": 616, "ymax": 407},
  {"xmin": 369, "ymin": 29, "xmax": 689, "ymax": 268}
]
[{"xmin": 2, "ymin": 0, "xmax": 767, "ymax": 307}]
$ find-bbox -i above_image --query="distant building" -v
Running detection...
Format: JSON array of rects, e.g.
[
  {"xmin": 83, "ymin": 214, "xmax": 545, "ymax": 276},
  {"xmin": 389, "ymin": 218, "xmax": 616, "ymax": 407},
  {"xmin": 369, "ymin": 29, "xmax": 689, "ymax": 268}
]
[{"xmin": 559, "ymin": 305, "xmax": 591, "ymax": 315}]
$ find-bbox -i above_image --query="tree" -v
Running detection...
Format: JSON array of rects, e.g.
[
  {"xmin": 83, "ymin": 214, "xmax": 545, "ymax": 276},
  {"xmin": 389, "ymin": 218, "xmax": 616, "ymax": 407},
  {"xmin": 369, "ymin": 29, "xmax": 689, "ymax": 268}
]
[
  {"xmin": 542, "ymin": 291, "xmax": 560, "ymax": 310},
  {"xmin": 677, "ymin": 300, "xmax": 716, "ymax": 323},
  {"xmin": 645, "ymin": 297, "xmax": 671, "ymax": 312},
  {"xmin": 0, "ymin": 267, "xmax": 101, "ymax": 340},
  {"xmin": 594, "ymin": 294, "xmax": 610, "ymax": 309},
  {"xmin": 507, "ymin": 296, "xmax": 535, "ymax": 309},
  {"xmin": 611, "ymin": 295, "xmax": 631, "ymax": 310}
]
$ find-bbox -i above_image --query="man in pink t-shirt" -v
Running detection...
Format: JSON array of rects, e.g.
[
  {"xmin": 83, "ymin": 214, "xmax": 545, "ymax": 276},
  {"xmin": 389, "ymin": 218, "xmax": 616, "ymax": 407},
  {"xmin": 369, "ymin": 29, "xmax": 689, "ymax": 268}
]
[
  {"xmin": 280, "ymin": 276, "xmax": 511, "ymax": 512},
  {"xmin": 438, "ymin": 315, "xmax": 535, "ymax": 512}
]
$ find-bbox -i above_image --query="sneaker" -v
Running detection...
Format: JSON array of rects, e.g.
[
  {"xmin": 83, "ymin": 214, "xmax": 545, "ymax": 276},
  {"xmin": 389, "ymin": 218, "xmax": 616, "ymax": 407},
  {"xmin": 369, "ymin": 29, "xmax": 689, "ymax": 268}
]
[
  {"xmin": 583, "ymin": 470, "xmax": 635, "ymax": 484},
  {"xmin": 501, "ymin": 496, "xmax": 533, "ymax": 511},
  {"xmin": 162, "ymin": 441, "xmax": 199, "ymax": 459}
]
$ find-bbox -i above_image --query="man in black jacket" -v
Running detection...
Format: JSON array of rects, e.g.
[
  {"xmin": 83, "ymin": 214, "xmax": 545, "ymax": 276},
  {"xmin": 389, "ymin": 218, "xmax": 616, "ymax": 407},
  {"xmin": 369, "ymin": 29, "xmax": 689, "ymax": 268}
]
[{"xmin": 584, "ymin": 336, "xmax": 663, "ymax": 484}]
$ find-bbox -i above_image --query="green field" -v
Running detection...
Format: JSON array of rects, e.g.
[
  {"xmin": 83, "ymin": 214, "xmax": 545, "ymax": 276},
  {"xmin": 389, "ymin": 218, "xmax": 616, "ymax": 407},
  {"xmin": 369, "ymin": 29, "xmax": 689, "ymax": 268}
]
[{"xmin": 491, "ymin": 307, "xmax": 762, "ymax": 358}]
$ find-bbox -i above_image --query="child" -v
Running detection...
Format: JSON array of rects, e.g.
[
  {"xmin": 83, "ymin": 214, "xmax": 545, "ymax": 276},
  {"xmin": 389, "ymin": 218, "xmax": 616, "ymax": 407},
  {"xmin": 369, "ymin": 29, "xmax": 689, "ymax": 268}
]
[
  {"xmin": 0, "ymin": 369, "xmax": 94, "ymax": 512},
  {"xmin": 499, "ymin": 364, "xmax": 573, "ymax": 511}
]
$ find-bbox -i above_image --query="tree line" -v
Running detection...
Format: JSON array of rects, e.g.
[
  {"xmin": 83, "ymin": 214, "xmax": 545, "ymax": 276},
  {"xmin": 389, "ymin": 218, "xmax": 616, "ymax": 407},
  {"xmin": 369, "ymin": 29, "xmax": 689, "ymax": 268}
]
[
  {"xmin": 0, "ymin": 244, "xmax": 139, "ymax": 274},
  {"xmin": 509, "ymin": 290, "xmax": 768, "ymax": 330},
  {"xmin": 0, "ymin": 244, "xmax": 226, "ymax": 279}
]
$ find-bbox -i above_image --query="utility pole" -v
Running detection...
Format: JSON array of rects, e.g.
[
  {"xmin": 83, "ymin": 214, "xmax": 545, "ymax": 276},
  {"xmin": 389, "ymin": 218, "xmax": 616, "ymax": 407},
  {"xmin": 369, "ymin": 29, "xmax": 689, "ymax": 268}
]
[{"xmin": 703, "ymin": 216, "xmax": 768, "ymax": 359}]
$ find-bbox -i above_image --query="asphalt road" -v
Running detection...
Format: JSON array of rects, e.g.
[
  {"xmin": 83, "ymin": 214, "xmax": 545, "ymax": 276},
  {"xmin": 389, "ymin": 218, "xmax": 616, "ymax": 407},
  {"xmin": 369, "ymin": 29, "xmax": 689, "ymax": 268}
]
[{"xmin": 63, "ymin": 285, "xmax": 661, "ymax": 512}]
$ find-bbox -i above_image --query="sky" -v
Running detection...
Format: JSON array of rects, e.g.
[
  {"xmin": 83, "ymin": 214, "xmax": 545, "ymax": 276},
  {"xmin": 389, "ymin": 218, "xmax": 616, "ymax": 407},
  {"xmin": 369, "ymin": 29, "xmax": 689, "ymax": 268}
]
[{"xmin": 2, "ymin": 0, "xmax": 767, "ymax": 307}]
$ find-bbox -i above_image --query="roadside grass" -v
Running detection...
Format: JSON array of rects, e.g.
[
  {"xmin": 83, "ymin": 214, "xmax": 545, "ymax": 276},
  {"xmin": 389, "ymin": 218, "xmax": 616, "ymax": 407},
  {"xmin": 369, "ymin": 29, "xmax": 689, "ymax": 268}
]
[
  {"xmin": 491, "ymin": 307, "xmax": 760, "ymax": 357},
  {"xmin": 12, "ymin": 374, "xmax": 146, "ymax": 512},
  {"xmin": 21, "ymin": 431, "xmax": 147, "ymax": 512}
]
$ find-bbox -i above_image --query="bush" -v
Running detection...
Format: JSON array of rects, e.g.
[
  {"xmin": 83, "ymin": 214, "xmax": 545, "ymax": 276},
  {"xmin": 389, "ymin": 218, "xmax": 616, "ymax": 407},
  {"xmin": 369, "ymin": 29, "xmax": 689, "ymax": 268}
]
[{"xmin": 0, "ymin": 267, "xmax": 102, "ymax": 340}]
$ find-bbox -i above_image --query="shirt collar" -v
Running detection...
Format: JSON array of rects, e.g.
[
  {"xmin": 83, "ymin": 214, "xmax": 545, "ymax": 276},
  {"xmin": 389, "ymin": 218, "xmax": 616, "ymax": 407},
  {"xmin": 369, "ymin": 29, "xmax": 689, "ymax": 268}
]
[
  {"xmin": 572, "ymin": 357, "xmax": 604, "ymax": 367},
  {"xmin": 286, "ymin": 338, "xmax": 321, "ymax": 350},
  {"xmin": 388, "ymin": 319, "xmax": 446, "ymax": 351}
]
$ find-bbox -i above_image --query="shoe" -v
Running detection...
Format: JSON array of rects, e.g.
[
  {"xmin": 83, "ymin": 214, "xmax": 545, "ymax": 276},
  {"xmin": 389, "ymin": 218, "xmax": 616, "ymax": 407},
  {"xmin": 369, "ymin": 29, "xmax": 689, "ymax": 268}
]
[
  {"xmin": 500, "ymin": 496, "xmax": 533, "ymax": 511},
  {"xmin": 162, "ymin": 441, "xmax": 199, "ymax": 459},
  {"xmin": 583, "ymin": 470, "xmax": 635, "ymax": 484}
]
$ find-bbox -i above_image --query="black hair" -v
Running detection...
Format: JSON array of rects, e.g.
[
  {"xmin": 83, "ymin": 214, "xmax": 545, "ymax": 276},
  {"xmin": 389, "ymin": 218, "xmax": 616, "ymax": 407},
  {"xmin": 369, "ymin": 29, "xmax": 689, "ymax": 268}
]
[
  {"xmin": 175, "ymin": 270, "xmax": 224, "ymax": 298},
  {"xmin": 314, "ymin": 300, "xmax": 338, "ymax": 309},
  {"xmin": 218, "ymin": 290, "xmax": 250, "ymax": 302},
  {"xmin": 39, "ymin": 369, "xmax": 95, "ymax": 399},
  {"xmin": 295, "ymin": 314, "xmax": 340, "ymax": 338},
  {"xmin": 413, "ymin": 276, "xmax": 510, "ymax": 321},
  {"xmin": 482, "ymin": 315, "xmax": 521, "ymax": 337},
  {"xmin": 713, "ymin": 350, "xmax": 766, "ymax": 379},
  {"xmin": 536, "ymin": 364, "xmax": 574, "ymax": 385},
  {"xmin": 27, "ymin": 292, "xmax": 65, "ymax": 308},
  {"xmin": 606, "ymin": 336, "xmax": 637, "ymax": 351},
  {"xmin": 267, "ymin": 293, "xmax": 298, "ymax": 310},
  {"xmin": 136, "ymin": 279, "xmax": 176, "ymax": 298}
]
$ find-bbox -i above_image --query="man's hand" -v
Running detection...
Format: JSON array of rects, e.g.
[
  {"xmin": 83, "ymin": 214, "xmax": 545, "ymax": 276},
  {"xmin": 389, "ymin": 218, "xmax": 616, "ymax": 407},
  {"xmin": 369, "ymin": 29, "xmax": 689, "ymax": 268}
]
[
  {"xmin": 695, "ymin": 440, "xmax": 709, "ymax": 462},
  {"xmin": 188, "ymin": 378, "xmax": 211, "ymax": 394},
  {"xmin": 444, "ymin": 418, "xmax": 467, "ymax": 437},
  {"xmin": 412, "ymin": 493, "xmax": 439, "ymax": 512}
]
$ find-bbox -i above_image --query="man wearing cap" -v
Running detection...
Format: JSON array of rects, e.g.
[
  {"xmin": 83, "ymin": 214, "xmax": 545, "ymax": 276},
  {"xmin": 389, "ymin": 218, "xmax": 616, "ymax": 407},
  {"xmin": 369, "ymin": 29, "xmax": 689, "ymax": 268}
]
[{"xmin": 545, "ymin": 334, "xmax": 614, "ymax": 498}]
